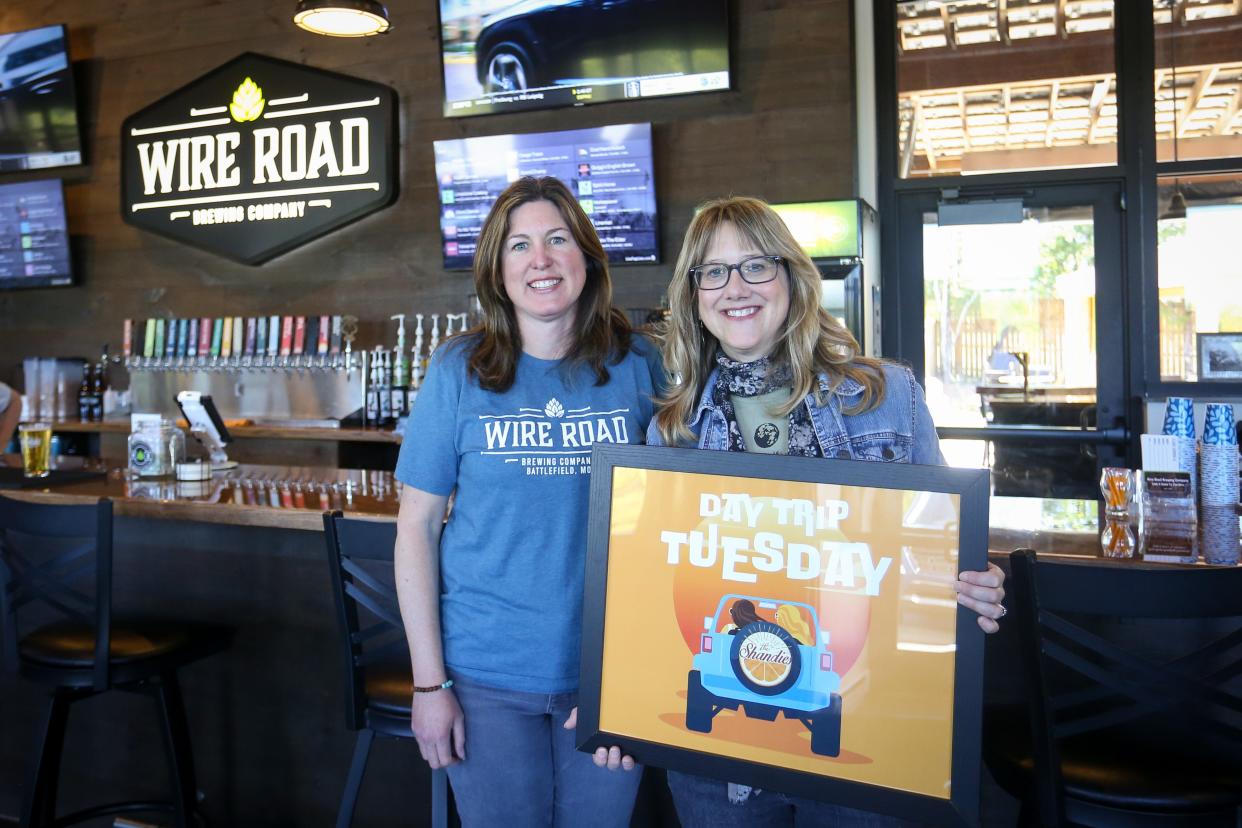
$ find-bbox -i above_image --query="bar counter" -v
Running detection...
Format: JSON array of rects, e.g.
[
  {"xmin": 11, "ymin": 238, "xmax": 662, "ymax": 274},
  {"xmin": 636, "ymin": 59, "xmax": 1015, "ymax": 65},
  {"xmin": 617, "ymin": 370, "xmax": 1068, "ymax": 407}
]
[
  {"xmin": 1, "ymin": 454, "xmax": 400, "ymax": 530},
  {"xmin": 3, "ymin": 454, "xmax": 1124, "ymax": 559},
  {"xmin": 9, "ymin": 455, "xmax": 1233, "ymax": 567},
  {"xmin": 43, "ymin": 418, "xmax": 402, "ymax": 471},
  {"xmin": 49, "ymin": 418, "xmax": 403, "ymax": 443}
]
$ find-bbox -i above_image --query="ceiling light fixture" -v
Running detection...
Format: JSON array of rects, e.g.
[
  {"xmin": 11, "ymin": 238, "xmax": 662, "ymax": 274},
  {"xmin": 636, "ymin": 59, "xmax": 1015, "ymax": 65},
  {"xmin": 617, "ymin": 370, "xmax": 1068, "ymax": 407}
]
[
  {"xmin": 1160, "ymin": 190, "xmax": 1188, "ymax": 221},
  {"xmin": 1160, "ymin": 16, "xmax": 1189, "ymax": 223},
  {"xmin": 293, "ymin": 0, "xmax": 391, "ymax": 37}
]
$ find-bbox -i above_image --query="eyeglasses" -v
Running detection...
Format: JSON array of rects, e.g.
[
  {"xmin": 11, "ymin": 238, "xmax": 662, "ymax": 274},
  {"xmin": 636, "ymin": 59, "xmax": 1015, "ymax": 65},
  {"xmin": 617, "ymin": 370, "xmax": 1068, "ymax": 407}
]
[{"xmin": 689, "ymin": 255, "xmax": 785, "ymax": 290}]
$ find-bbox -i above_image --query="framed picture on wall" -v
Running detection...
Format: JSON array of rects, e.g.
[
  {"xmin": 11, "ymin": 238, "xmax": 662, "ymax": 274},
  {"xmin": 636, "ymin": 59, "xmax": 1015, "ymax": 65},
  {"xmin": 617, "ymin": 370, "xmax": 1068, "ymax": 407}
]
[
  {"xmin": 1198, "ymin": 333, "xmax": 1242, "ymax": 381},
  {"xmin": 577, "ymin": 444, "xmax": 991, "ymax": 827}
]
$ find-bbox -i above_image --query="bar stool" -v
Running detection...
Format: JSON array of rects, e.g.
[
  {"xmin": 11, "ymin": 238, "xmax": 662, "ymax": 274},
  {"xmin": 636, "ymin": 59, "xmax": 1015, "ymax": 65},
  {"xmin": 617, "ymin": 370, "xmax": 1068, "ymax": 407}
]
[
  {"xmin": 322, "ymin": 511, "xmax": 450, "ymax": 828},
  {"xmin": 989, "ymin": 549, "xmax": 1242, "ymax": 827},
  {"xmin": 0, "ymin": 495, "xmax": 232, "ymax": 828}
]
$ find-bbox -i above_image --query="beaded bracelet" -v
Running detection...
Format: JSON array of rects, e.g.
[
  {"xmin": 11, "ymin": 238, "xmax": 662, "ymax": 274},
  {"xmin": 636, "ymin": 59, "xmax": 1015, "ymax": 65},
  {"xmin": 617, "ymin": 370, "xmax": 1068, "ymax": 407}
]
[{"xmin": 413, "ymin": 679, "xmax": 454, "ymax": 693}]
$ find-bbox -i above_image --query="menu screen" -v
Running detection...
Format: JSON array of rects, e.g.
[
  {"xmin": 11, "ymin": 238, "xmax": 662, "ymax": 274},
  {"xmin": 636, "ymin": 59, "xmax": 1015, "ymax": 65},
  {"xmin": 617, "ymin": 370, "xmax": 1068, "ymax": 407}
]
[
  {"xmin": 0, "ymin": 179, "xmax": 72, "ymax": 289},
  {"xmin": 434, "ymin": 123, "xmax": 658, "ymax": 270}
]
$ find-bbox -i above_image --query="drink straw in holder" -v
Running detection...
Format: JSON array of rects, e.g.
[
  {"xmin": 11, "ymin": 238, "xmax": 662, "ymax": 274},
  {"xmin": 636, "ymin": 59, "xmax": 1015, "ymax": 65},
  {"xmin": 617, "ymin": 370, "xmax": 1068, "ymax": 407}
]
[
  {"xmin": 1099, "ymin": 467, "xmax": 1135, "ymax": 558},
  {"xmin": 1100, "ymin": 467, "xmax": 1133, "ymax": 515}
]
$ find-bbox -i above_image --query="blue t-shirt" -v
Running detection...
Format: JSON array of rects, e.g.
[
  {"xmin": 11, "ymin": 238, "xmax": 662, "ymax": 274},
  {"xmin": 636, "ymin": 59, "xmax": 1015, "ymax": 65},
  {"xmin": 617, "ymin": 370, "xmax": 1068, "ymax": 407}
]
[{"xmin": 395, "ymin": 336, "xmax": 661, "ymax": 693}]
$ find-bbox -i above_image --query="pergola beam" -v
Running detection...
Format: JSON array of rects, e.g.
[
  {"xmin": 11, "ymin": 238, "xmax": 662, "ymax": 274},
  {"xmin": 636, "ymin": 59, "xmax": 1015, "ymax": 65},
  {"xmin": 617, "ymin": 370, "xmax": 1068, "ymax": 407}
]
[
  {"xmin": 920, "ymin": 100, "xmax": 939, "ymax": 173},
  {"xmin": 1216, "ymin": 85, "xmax": 1242, "ymax": 135},
  {"xmin": 959, "ymin": 90, "xmax": 972, "ymax": 150},
  {"xmin": 1087, "ymin": 78, "xmax": 1111, "ymax": 143},
  {"xmin": 1177, "ymin": 66, "xmax": 1219, "ymax": 137},
  {"xmin": 1046, "ymin": 80, "xmax": 1060, "ymax": 147},
  {"xmin": 941, "ymin": 5, "xmax": 956, "ymax": 51},
  {"xmin": 900, "ymin": 98, "xmax": 921, "ymax": 179}
]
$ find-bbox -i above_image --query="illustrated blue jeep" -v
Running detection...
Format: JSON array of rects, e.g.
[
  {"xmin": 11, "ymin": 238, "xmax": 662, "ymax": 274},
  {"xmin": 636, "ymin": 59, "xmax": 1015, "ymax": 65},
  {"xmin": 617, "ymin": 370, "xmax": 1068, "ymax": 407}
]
[{"xmin": 686, "ymin": 594, "xmax": 843, "ymax": 757}]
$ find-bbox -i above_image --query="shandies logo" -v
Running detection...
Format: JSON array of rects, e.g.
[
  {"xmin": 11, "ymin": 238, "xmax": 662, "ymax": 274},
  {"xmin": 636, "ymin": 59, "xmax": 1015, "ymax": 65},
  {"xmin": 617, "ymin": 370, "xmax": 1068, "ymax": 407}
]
[
  {"xmin": 738, "ymin": 630, "xmax": 794, "ymax": 686},
  {"xmin": 121, "ymin": 53, "xmax": 397, "ymax": 265}
]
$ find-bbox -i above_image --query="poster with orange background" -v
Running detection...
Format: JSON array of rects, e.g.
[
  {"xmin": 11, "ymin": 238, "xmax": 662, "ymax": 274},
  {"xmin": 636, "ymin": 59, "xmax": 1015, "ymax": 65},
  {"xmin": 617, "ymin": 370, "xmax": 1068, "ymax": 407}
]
[{"xmin": 580, "ymin": 445, "xmax": 989, "ymax": 826}]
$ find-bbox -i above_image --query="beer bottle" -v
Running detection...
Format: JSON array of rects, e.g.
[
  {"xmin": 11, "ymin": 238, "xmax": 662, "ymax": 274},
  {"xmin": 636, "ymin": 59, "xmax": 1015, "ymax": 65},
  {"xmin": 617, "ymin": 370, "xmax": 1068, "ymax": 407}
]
[
  {"xmin": 98, "ymin": 347, "xmax": 111, "ymax": 395},
  {"xmin": 78, "ymin": 365, "xmax": 93, "ymax": 422},
  {"xmin": 93, "ymin": 353, "xmax": 108, "ymax": 422},
  {"xmin": 364, "ymin": 350, "xmax": 380, "ymax": 424},
  {"xmin": 377, "ymin": 351, "xmax": 393, "ymax": 425}
]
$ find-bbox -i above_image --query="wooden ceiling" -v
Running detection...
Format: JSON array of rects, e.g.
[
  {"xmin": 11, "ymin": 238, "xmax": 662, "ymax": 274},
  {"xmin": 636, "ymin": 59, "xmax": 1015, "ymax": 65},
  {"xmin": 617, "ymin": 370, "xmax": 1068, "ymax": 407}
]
[{"xmin": 896, "ymin": 0, "xmax": 1242, "ymax": 176}]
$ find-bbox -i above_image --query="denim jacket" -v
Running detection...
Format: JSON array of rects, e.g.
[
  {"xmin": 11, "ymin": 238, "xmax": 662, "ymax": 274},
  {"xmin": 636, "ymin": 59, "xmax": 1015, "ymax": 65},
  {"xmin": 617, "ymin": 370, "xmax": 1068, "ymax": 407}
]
[{"xmin": 646, "ymin": 362, "xmax": 944, "ymax": 466}]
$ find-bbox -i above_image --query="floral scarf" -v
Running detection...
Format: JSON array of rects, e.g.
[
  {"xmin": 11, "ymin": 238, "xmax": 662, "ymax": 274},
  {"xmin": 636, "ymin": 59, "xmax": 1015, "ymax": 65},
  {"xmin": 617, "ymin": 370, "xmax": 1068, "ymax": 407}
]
[{"xmin": 711, "ymin": 352, "xmax": 822, "ymax": 457}]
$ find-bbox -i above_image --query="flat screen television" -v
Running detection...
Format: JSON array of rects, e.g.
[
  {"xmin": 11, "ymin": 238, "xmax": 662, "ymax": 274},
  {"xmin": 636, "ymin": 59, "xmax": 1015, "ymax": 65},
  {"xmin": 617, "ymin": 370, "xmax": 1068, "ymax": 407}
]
[
  {"xmin": 770, "ymin": 200, "xmax": 861, "ymax": 260},
  {"xmin": 0, "ymin": 178, "xmax": 73, "ymax": 289},
  {"xmin": 434, "ymin": 122, "xmax": 659, "ymax": 269},
  {"xmin": 438, "ymin": 0, "xmax": 730, "ymax": 117},
  {"xmin": 0, "ymin": 24, "xmax": 83, "ymax": 172}
]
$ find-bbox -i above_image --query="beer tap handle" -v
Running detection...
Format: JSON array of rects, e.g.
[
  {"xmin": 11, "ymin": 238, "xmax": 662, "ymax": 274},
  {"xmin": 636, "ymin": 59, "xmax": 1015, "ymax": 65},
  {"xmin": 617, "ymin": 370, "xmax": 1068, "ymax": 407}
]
[{"xmin": 341, "ymin": 315, "xmax": 359, "ymax": 378}]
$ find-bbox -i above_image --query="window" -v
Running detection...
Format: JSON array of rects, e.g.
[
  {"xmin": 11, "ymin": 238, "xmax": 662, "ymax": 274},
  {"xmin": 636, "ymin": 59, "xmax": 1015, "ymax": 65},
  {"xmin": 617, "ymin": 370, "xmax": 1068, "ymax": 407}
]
[
  {"xmin": 1153, "ymin": 0, "xmax": 1242, "ymax": 163},
  {"xmin": 1157, "ymin": 173, "xmax": 1242, "ymax": 381},
  {"xmin": 896, "ymin": 0, "xmax": 1118, "ymax": 177}
]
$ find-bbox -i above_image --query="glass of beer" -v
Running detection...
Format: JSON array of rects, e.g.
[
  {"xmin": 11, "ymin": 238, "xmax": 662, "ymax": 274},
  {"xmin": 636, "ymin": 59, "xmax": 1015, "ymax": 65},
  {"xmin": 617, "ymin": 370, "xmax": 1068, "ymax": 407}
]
[{"xmin": 19, "ymin": 422, "xmax": 53, "ymax": 478}]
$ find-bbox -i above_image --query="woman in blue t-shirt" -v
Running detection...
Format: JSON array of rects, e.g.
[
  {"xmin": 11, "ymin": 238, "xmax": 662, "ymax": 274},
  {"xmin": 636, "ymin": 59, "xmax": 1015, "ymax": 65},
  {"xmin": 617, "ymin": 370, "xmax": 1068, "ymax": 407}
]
[
  {"xmin": 0, "ymin": 382, "xmax": 21, "ymax": 450},
  {"xmin": 393, "ymin": 177, "xmax": 654, "ymax": 826},
  {"xmin": 646, "ymin": 196, "xmax": 1007, "ymax": 827}
]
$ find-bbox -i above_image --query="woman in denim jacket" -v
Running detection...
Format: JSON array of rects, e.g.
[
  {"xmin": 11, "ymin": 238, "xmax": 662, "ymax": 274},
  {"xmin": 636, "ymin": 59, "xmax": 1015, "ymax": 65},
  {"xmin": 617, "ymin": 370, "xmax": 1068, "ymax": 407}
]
[{"xmin": 642, "ymin": 196, "xmax": 1006, "ymax": 827}]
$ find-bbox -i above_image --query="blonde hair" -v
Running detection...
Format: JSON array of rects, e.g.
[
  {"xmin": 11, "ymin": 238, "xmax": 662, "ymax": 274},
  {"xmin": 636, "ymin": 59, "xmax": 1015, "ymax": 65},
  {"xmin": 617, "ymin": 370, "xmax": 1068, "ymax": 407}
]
[
  {"xmin": 653, "ymin": 196, "xmax": 886, "ymax": 446},
  {"xmin": 775, "ymin": 604, "xmax": 812, "ymax": 646}
]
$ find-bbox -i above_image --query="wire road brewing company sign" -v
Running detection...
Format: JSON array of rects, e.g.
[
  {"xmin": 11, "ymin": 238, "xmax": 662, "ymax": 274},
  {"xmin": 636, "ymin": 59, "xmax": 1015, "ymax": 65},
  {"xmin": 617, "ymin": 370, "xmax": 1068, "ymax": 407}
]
[{"xmin": 121, "ymin": 53, "xmax": 397, "ymax": 265}]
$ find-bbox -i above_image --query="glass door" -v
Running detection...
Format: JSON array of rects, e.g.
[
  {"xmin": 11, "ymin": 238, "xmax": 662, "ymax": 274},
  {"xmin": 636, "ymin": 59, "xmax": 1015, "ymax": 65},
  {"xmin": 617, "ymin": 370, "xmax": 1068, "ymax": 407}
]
[{"xmin": 894, "ymin": 183, "xmax": 1129, "ymax": 500}]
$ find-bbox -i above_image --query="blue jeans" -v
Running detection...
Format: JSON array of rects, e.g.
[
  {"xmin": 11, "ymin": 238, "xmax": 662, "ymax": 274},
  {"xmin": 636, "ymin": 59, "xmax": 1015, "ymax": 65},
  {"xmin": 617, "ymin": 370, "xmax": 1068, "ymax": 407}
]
[
  {"xmin": 666, "ymin": 770, "xmax": 920, "ymax": 828},
  {"xmin": 445, "ymin": 675, "xmax": 643, "ymax": 828}
]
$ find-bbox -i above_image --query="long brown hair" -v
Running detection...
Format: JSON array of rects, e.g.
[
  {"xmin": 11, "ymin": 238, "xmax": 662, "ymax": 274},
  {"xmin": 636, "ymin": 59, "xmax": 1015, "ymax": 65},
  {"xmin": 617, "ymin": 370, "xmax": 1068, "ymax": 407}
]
[
  {"xmin": 653, "ymin": 196, "xmax": 886, "ymax": 446},
  {"xmin": 465, "ymin": 176, "xmax": 631, "ymax": 391}
]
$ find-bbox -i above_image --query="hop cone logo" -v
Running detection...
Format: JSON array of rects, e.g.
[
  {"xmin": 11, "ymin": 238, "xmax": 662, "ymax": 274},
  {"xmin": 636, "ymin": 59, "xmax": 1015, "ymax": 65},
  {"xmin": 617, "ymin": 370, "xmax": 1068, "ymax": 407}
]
[
  {"xmin": 230, "ymin": 77, "xmax": 265, "ymax": 122},
  {"xmin": 545, "ymin": 399, "xmax": 565, "ymax": 418}
]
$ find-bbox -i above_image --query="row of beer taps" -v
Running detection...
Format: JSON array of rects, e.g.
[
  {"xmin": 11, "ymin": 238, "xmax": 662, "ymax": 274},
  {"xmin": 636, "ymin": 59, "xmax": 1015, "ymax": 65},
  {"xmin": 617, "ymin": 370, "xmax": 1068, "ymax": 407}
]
[
  {"xmin": 123, "ymin": 351, "xmax": 365, "ymax": 373},
  {"xmin": 121, "ymin": 312, "xmax": 471, "ymax": 374}
]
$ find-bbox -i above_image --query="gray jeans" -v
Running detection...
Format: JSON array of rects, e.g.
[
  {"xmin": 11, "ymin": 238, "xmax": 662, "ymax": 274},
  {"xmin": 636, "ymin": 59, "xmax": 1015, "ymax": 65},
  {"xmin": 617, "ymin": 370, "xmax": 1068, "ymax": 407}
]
[
  {"xmin": 445, "ymin": 675, "xmax": 643, "ymax": 827},
  {"xmin": 667, "ymin": 769, "xmax": 922, "ymax": 828}
]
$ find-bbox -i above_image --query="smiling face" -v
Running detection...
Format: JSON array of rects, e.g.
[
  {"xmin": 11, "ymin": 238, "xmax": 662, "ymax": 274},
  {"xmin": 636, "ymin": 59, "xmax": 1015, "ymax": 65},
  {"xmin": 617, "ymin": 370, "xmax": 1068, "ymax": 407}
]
[
  {"xmin": 696, "ymin": 221, "xmax": 790, "ymax": 363},
  {"xmin": 500, "ymin": 199, "xmax": 589, "ymax": 335}
]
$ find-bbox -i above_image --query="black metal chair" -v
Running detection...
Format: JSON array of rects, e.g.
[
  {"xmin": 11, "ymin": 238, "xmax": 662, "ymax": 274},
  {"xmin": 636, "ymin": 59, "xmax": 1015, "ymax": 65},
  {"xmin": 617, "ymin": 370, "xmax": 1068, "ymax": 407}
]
[
  {"xmin": 0, "ymin": 495, "xmax": 231, "ymax": 828},
  {"xmin": 323, "ymin": 510, "xmax": 450, "ymax": 828},
  {"xmin": 990, "ymin": 549, "xmax": 1242, "ymax": 827}
]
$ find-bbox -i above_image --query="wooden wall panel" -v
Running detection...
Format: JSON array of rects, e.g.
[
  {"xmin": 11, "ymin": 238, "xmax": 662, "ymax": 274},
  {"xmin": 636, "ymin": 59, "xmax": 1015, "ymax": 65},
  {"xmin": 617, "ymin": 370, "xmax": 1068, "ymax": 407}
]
[{"xmin": 0, "ymin": 0, "xmax": 856, "ymax": 387}]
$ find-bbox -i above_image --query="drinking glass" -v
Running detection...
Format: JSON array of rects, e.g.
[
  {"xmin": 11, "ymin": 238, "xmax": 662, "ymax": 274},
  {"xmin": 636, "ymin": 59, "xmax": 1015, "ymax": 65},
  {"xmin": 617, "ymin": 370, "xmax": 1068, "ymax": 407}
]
[{"xmin": 19, "ymin": 423, "xmax": 53, "ymax": 478}]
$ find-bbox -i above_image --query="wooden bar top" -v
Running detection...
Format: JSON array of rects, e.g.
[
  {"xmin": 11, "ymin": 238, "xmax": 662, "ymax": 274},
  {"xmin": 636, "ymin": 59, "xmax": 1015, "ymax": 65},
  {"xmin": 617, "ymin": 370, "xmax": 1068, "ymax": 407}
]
[
  {"xmin": 1, "ymin": 455, "xmax": 400, "ymax": 531},
  {"xmin": 8, "ymin": 455, "xmax": 1229, "ymax": 568},
  {"xmin": 48, "ymin": 418, "xmax": 403, "ymax": 443}
]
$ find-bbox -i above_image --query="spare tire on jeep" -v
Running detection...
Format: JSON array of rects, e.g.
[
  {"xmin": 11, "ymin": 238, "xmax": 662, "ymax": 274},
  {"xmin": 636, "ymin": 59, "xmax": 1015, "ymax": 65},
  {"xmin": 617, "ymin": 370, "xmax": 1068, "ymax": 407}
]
[{"xmin": 728, "ymin": 621, "xmax": 801, "ymax": 696}]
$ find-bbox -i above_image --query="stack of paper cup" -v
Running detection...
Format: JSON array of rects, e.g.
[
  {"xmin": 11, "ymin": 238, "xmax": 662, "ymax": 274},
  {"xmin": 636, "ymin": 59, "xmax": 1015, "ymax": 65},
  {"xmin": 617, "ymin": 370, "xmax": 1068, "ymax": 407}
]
[
  {"xmin": 1198, "ymin": 403, "xmax": 1239, "ymax": 565},
  {"xmin": 1161, "ymin": 396, "xmax": 1198, "ymax": 496}
]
